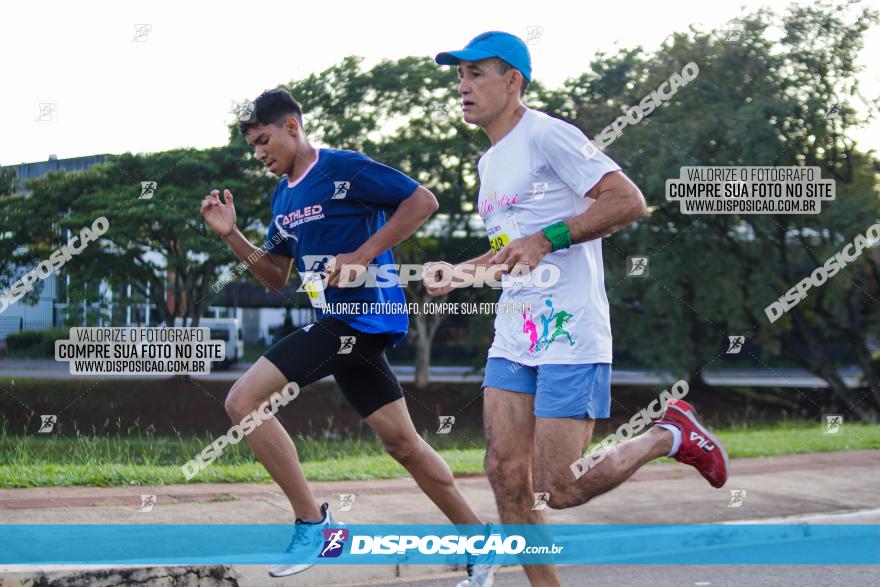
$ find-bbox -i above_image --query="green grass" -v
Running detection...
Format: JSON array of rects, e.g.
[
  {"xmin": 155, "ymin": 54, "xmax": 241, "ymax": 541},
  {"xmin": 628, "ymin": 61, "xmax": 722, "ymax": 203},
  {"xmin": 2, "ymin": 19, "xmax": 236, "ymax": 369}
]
[
  {"xmin": 693, "ymin": 422, "xmax": 880, "ymax": 458},
  {"xmin": 1, "ymin": 421, "xmax": 878, "ymax": 488}
]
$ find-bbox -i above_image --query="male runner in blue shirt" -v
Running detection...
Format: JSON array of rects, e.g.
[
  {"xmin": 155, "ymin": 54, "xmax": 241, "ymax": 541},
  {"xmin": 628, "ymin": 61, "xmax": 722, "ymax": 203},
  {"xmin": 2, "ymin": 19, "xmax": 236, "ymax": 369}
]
[{"xmin": 201, "ymin": 88, "xmax": 494, "ymax": 585}]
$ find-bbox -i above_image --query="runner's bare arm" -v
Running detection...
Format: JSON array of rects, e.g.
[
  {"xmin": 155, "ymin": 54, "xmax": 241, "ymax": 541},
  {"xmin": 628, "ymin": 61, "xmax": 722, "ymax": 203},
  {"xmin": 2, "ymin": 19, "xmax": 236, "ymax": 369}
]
[
  {"xmin": 223, "ymin": 229, "xmax": 294, "ymax": 292},
  {"xmin": 567, "ymin": 170, "xmax": 647, "ymax": 243},
  {"xmin": 423, "ymin": 249, "xmax": 497, "ymax": 297},
  {"xmin": 463, "ymin": 249, "xmax": 495, "ymax": 267},
  {"xmin": 361, "ymin": 186, "xmax": 439, "ymax": 258},
  {"xmin": 491, "ymin": 171, "xmax": 645, "ymax": 270},
  {"xmin": 457, "ymin": 248, "xmax": 502, "ymax": 285},
  {"xmin": 200, "ymin": 188, "xmax": 294, "ymax": 291},
  {"xmin": 325, "ymin": 186, "xmax": 438, "ymax": 287},
  {"xmin": 265, "ymin": 253, "xmax": 296, "ymax": 289}
]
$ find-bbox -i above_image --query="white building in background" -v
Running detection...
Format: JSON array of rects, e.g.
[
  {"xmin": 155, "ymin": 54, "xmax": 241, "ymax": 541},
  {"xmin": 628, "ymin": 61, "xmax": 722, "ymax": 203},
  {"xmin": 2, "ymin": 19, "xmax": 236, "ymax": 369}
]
[{"xmin": 1, "ymin": 155, "xmax": 314, "ymax": 345}]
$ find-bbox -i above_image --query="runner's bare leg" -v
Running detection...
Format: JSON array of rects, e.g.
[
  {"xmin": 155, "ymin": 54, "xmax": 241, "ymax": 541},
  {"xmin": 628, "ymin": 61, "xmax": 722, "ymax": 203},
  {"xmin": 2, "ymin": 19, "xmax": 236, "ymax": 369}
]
[
  {"xmin": 366, "ymin": 397, "xmax": 482, "ymax": 525},
  {"xmin": 484, "ymin": 387, "xmax": 561, "ymax": 587},
  {"xmin": 224, "ymin": 357, "xmax": 321, "ymax": 519}
]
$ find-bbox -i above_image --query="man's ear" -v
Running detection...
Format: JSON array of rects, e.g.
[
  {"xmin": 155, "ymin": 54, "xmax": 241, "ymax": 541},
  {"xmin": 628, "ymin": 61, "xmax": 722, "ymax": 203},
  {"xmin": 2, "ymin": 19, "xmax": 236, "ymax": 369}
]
[
  {"xmin": 284, "ymin": 115, "xmax": 302, "ymax": 136},
  {"xmin": 508, "ymin": 69, "xmax": 523, "ymax": 95}
]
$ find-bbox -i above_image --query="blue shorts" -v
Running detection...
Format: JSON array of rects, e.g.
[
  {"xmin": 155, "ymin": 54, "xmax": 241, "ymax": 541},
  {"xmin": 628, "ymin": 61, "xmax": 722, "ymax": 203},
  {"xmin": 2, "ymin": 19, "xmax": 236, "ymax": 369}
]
[{"xmin": 482, "ymin": 358, "xmax": 611, "ymax": 420}]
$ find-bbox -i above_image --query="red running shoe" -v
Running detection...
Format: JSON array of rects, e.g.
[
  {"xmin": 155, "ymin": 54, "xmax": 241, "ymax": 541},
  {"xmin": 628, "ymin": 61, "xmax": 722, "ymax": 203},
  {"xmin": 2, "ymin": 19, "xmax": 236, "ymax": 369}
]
[{"xmin": 656, "ymin": 399, "xmax": 729, "ymax": 488}]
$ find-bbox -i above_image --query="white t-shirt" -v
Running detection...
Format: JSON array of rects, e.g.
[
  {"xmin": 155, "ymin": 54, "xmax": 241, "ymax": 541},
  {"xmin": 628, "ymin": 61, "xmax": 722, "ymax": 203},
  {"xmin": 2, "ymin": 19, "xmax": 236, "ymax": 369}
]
[{"xmin": 477, "ymin": 108, "xmax": 620, "ymax": 366}]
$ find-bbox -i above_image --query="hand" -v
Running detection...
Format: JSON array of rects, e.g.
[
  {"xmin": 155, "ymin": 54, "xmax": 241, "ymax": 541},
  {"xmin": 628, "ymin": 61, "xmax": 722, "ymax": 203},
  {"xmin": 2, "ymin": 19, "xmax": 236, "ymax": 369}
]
[
  {"xmin": 491, "ymin": 231, "xmax": 552, "ymax": 272},
  {"xmin": 201, "ymin": 189, "xmax": 237, "ymax": 238},
  {"xmin": 325, "ymin": 251, "xmax": 372, "ymax": 288},
  {"xmin": 422, "ymin": 261, "xmax": 456, "ymax": 297}
]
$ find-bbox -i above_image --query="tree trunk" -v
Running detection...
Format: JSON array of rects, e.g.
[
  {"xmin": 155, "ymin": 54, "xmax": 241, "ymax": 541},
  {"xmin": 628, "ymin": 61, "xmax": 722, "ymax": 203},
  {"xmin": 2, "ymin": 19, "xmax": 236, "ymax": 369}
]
[
  {"xmin": 411, "ymin": 291, "xmax": 446, "ymax": 389},
  {"xmin": 414, "ymin": 312, "xmax": 432, "ymax": 389},
  {"xmin": 847, "ymin": 333, "xmax": 880, "ymax": 414},
  {"xmin": 789, "ymin": 310, "xmax": 877, "ymax": 421}
]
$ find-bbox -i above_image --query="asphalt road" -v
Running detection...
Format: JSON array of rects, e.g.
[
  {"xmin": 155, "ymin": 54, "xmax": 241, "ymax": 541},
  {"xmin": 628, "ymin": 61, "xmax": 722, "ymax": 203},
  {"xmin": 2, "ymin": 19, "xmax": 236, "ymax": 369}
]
[
  {"xmin": 355, "ymin": 564, "xmax": 880, "ymax": 587},
  {"xmin": 3, "ymin": 452, "xmax": 878, "ymax": 587}
]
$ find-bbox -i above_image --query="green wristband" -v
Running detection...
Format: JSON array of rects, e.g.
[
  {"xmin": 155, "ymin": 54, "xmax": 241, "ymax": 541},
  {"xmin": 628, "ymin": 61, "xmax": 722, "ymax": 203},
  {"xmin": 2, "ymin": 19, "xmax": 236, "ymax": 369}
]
[{"xmin": 542, "ymin": 221, "xmax": 571, "ymax": 252}]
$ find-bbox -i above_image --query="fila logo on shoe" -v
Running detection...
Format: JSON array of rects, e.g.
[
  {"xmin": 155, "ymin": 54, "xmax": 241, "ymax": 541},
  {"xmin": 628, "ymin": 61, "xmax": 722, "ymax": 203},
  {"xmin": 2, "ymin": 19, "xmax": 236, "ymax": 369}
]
[{"xmin": 689, "ymin": 431, "xmax": 715, "ymax": 451}]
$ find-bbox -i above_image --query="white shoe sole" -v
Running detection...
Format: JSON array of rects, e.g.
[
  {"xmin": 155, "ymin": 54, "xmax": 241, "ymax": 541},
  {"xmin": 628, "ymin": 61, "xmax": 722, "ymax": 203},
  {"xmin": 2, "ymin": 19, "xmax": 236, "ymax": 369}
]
[{"xmin": 268, "ymin": 562, "xmax": 315, "ymax": 577}]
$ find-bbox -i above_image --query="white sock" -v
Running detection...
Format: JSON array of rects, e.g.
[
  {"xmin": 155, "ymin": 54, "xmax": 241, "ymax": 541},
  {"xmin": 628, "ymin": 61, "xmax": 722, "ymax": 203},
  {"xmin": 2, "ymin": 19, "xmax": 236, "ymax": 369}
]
[{"xmin": 656, "ymin": 423, "xmax": 681, "ymax": 457}]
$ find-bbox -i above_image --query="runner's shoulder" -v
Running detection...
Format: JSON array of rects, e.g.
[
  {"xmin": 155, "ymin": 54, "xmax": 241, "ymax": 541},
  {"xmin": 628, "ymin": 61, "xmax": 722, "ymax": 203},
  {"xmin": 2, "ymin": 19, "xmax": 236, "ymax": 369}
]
[
  {"xmin": 320, "ymin": 148, "xmax": 374, "ymax": 167},
  {"xmin": 315, "ymin": 148, "xmax": 386, "ymax": 181},
  {"xmin": 529, "ymin": 110, "xmax": 587, "ymax": 143}
]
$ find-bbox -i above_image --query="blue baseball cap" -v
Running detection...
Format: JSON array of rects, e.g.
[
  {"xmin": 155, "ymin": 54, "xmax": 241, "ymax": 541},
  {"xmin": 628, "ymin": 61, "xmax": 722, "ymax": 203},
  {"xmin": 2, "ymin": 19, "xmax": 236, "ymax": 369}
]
[{"xmin": 435, "ymin": 31, "xmax": 532, "ymax": 82}]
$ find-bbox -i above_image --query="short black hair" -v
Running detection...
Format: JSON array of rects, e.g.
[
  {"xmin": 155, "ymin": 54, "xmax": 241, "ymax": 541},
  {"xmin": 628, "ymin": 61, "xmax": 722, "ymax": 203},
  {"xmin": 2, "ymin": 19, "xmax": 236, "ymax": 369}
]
[
  {"xmin": 496, "ymin": 59, "xmax": 529, "ymax": 96},
  {"xmin": 238, "ymin": 89, "xmax": 304, "ymax": 138}
]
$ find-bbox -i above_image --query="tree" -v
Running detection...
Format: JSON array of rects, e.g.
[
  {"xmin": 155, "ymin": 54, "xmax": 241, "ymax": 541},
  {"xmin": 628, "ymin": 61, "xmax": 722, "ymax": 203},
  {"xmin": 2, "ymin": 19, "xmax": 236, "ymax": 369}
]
[
  {"xmin": 13, "ymin": 144, "xmax": 274, "ymax": 327},
  {"xmin": 557, "ymin": 1, "xmax": 879, "ymax": 418}
]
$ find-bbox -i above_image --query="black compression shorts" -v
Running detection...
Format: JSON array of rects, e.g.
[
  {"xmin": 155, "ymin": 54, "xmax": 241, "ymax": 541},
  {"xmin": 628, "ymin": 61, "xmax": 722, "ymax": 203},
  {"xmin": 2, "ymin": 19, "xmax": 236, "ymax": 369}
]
[{"xmin": 262, "ymin": 317, "xmax": 404, "ymax": 418}]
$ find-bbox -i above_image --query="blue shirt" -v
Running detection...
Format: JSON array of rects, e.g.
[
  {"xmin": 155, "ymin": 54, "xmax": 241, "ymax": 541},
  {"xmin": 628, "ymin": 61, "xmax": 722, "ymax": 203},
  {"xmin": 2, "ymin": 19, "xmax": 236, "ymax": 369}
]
[{"xmin": 265, "ymin": 148, "xmax": 419, "ymax": 347}]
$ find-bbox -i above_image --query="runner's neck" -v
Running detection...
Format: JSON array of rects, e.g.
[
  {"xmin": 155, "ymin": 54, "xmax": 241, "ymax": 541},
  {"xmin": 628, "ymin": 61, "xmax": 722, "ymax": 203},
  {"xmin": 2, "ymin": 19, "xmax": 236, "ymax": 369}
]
[
  {"xmin": 484, "ymin": 104, "xmax": 529, "ymax": 146},
  {"xmin": 287, "ymin": 145, "xmax": 319, "ymax": 187}
]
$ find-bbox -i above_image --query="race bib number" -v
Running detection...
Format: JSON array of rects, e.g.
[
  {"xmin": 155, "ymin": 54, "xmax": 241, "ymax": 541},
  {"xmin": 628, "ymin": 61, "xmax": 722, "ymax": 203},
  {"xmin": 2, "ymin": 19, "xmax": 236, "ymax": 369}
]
[
  {"xmin": 486, "ymin": 211, "xmax": 522, "ymax": 254},
  {"xmin": 300, "ymin": 271, "xmax": 327, "ymax": 309}
]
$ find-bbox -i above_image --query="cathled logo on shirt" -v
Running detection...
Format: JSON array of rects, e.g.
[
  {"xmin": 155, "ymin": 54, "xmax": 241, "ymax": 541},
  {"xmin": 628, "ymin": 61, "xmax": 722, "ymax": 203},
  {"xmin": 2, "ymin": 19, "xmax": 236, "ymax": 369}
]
[
  {"xmin": 275, "ymin": 204, "xmax": 324, "ymax": 237},
  {"xmin": 273, "ymin": 214, "xmax": 298, "ymax": 242}
]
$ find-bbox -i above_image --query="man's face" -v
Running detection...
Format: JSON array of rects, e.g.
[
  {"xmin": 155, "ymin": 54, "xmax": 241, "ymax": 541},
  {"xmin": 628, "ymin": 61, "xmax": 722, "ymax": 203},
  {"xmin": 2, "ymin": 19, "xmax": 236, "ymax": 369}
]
[
  {"xmin": 457, "ymin": 58, "xmax": 514, "ymax": 126},
  {"xmin": 245, "ymin": 118, "xmax": 299, "ymax": 177}
]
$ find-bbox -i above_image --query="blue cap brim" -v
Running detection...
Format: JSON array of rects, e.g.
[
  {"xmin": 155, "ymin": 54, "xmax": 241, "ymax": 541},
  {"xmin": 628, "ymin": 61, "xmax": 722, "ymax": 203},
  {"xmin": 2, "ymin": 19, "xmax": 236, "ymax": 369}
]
[{"xmin": 435, "ymin": 48, "xmax": 497, "ymax": 65}]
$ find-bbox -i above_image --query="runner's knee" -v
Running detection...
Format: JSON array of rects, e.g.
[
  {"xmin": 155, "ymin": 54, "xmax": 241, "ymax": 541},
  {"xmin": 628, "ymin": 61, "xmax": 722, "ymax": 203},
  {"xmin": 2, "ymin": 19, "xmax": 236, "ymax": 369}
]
[
  {"xmin": 225, "ymin": 377, "xmax": 255, "ymax": 419},
  {"xmin": 485, "ymin": 450, "xmax": 529, "ymax": 488},
  {"xmin": 382, "ymin": 435, "xmax": 423, "ymax": 463},
  {"xmin": 546, "ymin": 489, "xmax": 583, "ymax": 510},
  {"xmin": 224, "ymin": 396, "xmax": 247, "ymax": 420},
  {"xmin": 534, "ymin": 465, "xmax": 591, "ymax": 510}
]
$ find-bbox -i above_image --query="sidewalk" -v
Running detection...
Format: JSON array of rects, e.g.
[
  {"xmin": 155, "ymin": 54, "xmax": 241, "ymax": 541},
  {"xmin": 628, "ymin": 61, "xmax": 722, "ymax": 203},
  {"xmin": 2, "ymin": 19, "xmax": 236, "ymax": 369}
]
[
  {"xmin": 1, "ymin": 450, "xmax": 878, "ymax": 586},
  {"xmin": 0, "ymin": 358, "xmax": 866, "ymax": 387}
]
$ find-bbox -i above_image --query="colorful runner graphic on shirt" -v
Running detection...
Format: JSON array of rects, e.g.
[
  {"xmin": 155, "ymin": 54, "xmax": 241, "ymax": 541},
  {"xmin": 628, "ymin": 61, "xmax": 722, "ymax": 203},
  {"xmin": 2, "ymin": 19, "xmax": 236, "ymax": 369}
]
[
  {"xmin": 522, "ymin": 307, "xmax": 539, "ymax": 353},
  {"xmin": 523, "ymin": 298, "xmax": 576, "ymax": 354}
]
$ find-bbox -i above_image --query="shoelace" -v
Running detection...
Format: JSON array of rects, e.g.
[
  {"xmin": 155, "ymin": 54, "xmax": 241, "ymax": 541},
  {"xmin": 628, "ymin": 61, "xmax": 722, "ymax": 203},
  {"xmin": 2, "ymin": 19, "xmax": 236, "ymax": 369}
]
[{"xmin": 284, "ymin": 523, "xmax": 319, "ymax": 553}]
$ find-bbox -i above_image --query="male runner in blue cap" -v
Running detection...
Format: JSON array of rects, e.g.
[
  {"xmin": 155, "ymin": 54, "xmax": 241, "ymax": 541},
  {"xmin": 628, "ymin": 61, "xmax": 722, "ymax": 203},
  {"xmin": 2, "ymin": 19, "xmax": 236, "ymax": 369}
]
[
  {"xmin": 201, "ymin": 88, "xmax": 494, "ymax": 585},
  {"xmin": 427, "ymin": 32, "xmax": 729, "ymax": 586}
]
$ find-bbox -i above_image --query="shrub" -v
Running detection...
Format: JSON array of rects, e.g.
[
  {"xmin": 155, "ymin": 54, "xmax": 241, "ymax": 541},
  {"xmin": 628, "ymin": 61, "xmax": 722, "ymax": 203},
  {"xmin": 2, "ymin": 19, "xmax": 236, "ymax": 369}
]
[{"xmin": 5, "ymin": 328, "xmax": 69, "ymax": 358}]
